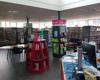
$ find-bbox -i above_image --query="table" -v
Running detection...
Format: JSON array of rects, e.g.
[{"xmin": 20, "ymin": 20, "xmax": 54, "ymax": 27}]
[
  {"xmin": 0, "ymin": 44, "xmax": 27, "ymax": 49},
  {"xmin": 61, "ymin": 52, "xmax": 100, "ymax": 80},
  {"xmin": 0, "ymin": 44, "xmax": 29, "ymax": 62},
  {"xmin": 61, "ymin": 52, "xmax": 78, "ymax": 80}
]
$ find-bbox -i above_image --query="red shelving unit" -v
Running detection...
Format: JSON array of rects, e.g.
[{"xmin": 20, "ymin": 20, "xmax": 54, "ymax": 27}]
[{"xmin": 26, "ymin": 39, "xmax": 49, "ymax": 73}]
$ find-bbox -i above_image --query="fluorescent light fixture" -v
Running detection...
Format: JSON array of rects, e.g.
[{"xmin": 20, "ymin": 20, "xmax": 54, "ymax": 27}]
[{"xmin": 8, "ymin": 10, "xmax": 19, "ymax": 13}]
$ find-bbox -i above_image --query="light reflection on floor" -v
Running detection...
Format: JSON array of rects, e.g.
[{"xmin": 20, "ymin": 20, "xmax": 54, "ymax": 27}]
[{"xmin": 0, "ymin": 49, "xmax": 61, "ymax": 80}]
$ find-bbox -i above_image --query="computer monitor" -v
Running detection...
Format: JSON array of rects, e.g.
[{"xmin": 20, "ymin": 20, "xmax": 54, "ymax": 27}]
[
  {"xmin": 82, "ymin": 43, "xmax": 97, "ymax": 68},
  {"xmin": 69, "ymin": 38, "xmax": 81, "ymax": 46}
]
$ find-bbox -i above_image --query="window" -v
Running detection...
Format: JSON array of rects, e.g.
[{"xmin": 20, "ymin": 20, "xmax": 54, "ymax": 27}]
[
  {"xmin": 1, "ymin": 21, "xmax": 6, "ymax": 27},
  {"xmin": 17, "ymin": 22, "xmax": 24, "ymax": 28},
  {"xmin": 6, "ymin": 21, "xmax": 10, "ymax": 27},
  {"xmin": 10, "ymin": 22, "xmax": 16, "ymax": 27}
]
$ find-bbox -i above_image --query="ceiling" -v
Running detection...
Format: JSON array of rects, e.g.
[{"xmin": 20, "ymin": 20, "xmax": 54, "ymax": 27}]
[
  {"xmin": 0, "ymin": 1, "xmax": 100, "ymax": 21},
  {"xmin": 0, "ymin": 1, "xmax": 57, "ymax": 21},
  {"xmin": 0, "ymin": 0, "xmax": 100, "ymax": 11},
  {"xmin": 62, "ymin": 3, "xmax": 100, "ymax": 19}
]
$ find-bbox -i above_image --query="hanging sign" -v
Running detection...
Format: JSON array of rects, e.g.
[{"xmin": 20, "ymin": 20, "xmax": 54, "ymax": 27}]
[{"xmin": 52, "ymin": 19, "xmax": 66, "ymax": 26}]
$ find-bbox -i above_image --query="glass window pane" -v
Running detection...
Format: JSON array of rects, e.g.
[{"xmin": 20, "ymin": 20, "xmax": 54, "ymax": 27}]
[
  {"xmin": 6, "ymin": 21, "xmax": 10, "ymax": 27},
  {"xmin": 32, "ymin": 22, "xmax": 39, "ymax": 28},
  {"xmin": 1, "ymin": 21, "xmax": 6, "ymax": 27},
  {"xmin": 11, "ymin": 22, "xmax": 16, "ymax": 27},
  {"xmin": 17, "ymin": 22, "xmax": 24, "ymax": 28}
]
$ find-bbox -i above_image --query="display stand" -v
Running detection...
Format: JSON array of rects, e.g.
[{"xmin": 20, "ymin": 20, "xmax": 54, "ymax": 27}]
[
  {"xmin": 52, "ymin": 19, "xmax": 67, "ymax": 58},
  {"xmin": 26, "ymin": 37, "xmax": 49, "ymax": 73}
]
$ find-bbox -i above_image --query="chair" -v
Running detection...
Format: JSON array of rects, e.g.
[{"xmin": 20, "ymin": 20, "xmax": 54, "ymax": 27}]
[
  {"xmin": 8, "ymin": 46, "xmax": 23, "ymax": 63},
  {"xmin": 12, "ymin": 47, "xmax": 23, "ymax": 54}
]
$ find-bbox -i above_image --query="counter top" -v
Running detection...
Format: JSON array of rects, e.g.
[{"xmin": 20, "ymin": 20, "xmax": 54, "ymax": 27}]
[{"xmin": 61, "ymin": 52, "xmax": 100, "ymax": 80}]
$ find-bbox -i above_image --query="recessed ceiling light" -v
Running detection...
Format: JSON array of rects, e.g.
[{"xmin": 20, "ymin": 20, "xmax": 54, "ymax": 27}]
[{"xmin": 8, "ymin": 10, "xmax": 19, "ymax": 13}]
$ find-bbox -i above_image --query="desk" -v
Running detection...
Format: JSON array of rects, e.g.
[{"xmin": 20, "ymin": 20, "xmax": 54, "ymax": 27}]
[
  {"xmin": 61, "ymin": 53, "xmax": 78, "ymax": 80},
  {"xmin": 61, "ymin": 62, "xmax": 67, "ymax": 80},
  {"xmin": 61, "ymin": 52, "xmax": 100, "ymax": 80}
]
